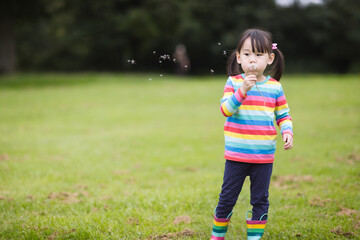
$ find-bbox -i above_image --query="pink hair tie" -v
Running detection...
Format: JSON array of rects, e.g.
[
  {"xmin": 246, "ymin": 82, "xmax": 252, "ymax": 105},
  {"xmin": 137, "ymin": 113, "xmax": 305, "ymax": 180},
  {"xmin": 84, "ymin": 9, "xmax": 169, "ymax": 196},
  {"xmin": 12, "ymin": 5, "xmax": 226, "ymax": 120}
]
[{"xmin": 272, "ymin": 43, "xmax": 278, "ymax": 50}]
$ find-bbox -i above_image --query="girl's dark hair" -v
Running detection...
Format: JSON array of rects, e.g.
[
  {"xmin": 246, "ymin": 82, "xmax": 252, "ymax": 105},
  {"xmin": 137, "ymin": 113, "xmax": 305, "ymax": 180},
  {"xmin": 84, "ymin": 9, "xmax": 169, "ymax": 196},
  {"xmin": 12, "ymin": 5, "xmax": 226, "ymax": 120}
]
[{"xmin": 227, "ymin": 29, "xmax": 285, "ymax": 81}]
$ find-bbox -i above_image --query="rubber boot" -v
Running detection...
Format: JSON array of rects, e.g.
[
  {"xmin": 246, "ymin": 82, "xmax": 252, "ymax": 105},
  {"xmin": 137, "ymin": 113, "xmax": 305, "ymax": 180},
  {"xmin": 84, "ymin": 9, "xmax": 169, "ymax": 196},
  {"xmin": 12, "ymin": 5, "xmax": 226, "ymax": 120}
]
[
  {"xmin": 246, "ymin": 211, "xmax": 268, "ymax": 240},
  {"xmin": 210, "ymin": 210, "xmax": 233, "ymax": 240}
]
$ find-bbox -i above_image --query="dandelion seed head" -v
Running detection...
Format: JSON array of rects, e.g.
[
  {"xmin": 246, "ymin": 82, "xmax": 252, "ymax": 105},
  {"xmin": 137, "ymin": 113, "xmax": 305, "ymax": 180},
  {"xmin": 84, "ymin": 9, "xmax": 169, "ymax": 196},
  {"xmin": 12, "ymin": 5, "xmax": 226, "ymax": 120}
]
[{"xmin": 250, "ymin": 63, "xmax": 257, "ymax": 71}]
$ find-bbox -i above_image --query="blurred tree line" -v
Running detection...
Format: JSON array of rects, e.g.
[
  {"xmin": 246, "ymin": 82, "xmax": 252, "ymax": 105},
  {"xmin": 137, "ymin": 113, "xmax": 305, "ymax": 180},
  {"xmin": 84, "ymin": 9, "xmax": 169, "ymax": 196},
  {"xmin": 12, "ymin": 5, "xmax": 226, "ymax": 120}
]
[{"xmin": 1, "ymin": 0, "xmax": 359, "ymax": 74}]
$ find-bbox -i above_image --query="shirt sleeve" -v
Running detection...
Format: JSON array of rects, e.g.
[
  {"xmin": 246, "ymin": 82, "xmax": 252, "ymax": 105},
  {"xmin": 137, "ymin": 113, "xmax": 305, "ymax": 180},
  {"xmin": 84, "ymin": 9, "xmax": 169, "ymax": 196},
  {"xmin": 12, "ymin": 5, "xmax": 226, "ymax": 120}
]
[
  {"xmin": 220, "ymin": 77, "xmax": 247, "ymax": 117},
  {"xmin": 275, "ymin": 85, "xmax": 293, "ymax": 136}
]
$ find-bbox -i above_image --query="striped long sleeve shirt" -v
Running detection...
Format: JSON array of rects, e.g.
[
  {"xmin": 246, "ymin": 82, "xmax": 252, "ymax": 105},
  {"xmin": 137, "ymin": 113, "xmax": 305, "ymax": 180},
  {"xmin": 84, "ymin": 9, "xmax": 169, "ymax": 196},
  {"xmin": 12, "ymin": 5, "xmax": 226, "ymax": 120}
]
[{"xmin": 220, "ymin": 74, "xmax": 293, "ymax": 163}]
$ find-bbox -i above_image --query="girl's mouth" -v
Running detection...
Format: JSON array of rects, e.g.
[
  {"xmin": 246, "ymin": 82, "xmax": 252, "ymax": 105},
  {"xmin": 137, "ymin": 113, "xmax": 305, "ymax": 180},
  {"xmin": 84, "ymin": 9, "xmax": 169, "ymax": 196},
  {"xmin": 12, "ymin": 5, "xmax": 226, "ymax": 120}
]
[
  {"xmin": 249, "ymin": 63, "xmax": 257, "ymax": 72},
  {"xmin": 249, "ymin": 63, "xmax": 257, "ymax": 71}
]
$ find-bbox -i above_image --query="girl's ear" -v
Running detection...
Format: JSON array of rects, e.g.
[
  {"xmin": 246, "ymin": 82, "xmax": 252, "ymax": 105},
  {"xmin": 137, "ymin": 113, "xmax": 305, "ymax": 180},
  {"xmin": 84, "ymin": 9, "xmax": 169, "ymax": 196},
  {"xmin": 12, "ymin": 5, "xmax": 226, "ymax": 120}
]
[
  {"xmin": 268, "ymin": 53, "xmax": 275, "ymax": 65},
  {"xmin": 236, "ymin": 51, "xmax": 241, "ymax": 65}
]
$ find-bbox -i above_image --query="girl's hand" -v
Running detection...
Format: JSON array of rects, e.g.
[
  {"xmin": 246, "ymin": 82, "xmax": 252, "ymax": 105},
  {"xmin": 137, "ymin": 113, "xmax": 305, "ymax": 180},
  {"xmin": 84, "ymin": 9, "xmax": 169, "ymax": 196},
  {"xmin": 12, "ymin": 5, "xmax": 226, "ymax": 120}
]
[
  {"xmin": 283, "ymin": 133, "xmax": 293, "ymax": 150},
  {"xmin": 240, "ymin": 75, "xmax": 257, "ymax": 96}
]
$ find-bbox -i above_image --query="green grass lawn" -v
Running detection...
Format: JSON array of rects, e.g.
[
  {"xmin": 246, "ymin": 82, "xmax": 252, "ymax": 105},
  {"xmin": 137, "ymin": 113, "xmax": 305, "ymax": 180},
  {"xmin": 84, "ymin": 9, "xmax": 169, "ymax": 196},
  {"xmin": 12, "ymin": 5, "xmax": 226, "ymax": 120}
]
[{"xmin": 0, "ymin": 73, "xmax": 359, "ymax": 239}]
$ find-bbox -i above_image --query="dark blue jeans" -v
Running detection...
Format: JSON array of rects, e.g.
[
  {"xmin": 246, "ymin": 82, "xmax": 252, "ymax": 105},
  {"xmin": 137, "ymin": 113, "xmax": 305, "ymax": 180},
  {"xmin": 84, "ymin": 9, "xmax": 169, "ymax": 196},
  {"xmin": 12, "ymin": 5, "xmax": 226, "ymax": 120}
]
[{"xmin": 216, "ymin": 160, "xmax": 273, "ymax": 220}]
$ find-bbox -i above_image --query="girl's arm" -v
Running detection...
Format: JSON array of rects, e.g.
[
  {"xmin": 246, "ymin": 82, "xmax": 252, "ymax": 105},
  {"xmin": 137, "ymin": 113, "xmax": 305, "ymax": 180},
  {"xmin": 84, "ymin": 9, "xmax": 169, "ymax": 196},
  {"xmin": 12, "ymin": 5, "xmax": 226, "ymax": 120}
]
[
  {"xmin": 220, "ymin": 77, "xmax": 247, "ymax": 117},
  {"xmin": 275, "ymin": 85, "xmax": 293, "ymax": 137}
]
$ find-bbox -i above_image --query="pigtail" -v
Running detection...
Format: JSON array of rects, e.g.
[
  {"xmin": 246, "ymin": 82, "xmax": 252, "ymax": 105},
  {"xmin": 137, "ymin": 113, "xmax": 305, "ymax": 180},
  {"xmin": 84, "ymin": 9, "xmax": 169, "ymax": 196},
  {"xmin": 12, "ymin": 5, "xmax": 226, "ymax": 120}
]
[
  {"xmin": 226, "ymin": 51, "xmax": 241, "ymax": 76},
  {"xmin": 269, "ymin": 48, "xmax": 285, "ymax": 81}
]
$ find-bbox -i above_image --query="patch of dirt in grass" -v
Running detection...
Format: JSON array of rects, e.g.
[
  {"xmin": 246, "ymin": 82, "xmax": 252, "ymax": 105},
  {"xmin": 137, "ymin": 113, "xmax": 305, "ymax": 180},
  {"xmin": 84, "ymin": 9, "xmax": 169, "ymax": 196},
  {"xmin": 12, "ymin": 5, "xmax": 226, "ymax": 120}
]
[
  {"xmin": 331, "ymin": 226, "xmax": 356, "ymax": 238},
  {"xmin": 127, "ymin": 217, "xmax": 139, "ymax": 225},
  {"xmin": 282, "ymin": 205, "xmax": 295, "ymax": 210},
  {"xmin": 100, "ymin": 195, "xmax": 113, "ymax": 200},
  {"xmin": 173, "ymin": 215, "xmax": 192, "ymax": 225},
  {"xmin": 337, "ymin": 206, "xmax": 359, "ymax": 216},
  {"xmin": 47, "ymin": 233, "xmax": 58, "ymax": 240},
  {"xmin": 349, "ymin": 151, "xmax": 360, "ymax": 162},
  {"xmin": 147, "ymin": 228, "xmax": 195, "ymax": 239},
  {"xmin": 124, "ymin": 177, "xmax": 136, "ymax": 184},
  {"xmin": 26, "ymin": 195, "xmax": 36, "ymax": 201},
  {"xmin": 48, "ymin": 192, "xmax": 80, "ymax": 203},
  {"xmin": 0, "ymin": 154, "xmax": 9, "ymax": 161},
  {"xmin": 272, "ymin": 175, "xmax": 313, "ymax": 189},
  {"xmin": 81, "ymin": 191, "xmax": 90, "ymax": 197},
  {"xmin": 90, "ymin": 204, "xmax": 109, "ymax": 213},
  {"xmin": 335, "ymin": 150, "xmax": 360, "ymax": 165},
  {"xmin": 354, "ymin": 220, "xmax": 360, "ymax": 229},
  {"xmin": 309, "ymin": 197, "xmax": 332, "ymax": 207},
  {"xmin": 0, "ymin": 195, "xmax": 13, "ymax": 201},
  {"xmin": 176, "ymin": 229, "xmax": 195, "ymax": 237},
  {"xmin": 134, "ymin": 163, "xmax": 142, "ymax": 169},
  {"xmin": 48, "ymin": 191, "xmax": 89, "ymax": 204},
  {"xmin": 74, "ymin": 184, "xmax": 88, "ymax": 190},
  {"xmin": 90, "ymin": 207, "xmax": 98, "ymax": 213},
  {"xmin": 290, "ymin": 155, "xmax": 303, "ymax": 162},
  {"xmin": 46, "ymin": 229, "xmax": 76, "ymax": 240}
]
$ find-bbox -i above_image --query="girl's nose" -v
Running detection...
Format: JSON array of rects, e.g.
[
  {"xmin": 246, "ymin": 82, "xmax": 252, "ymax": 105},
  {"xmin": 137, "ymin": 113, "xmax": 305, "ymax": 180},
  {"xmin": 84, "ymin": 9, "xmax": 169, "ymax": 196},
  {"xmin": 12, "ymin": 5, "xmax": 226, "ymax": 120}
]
[{"xmin": 249, "ymin": 55, "xmax": 256, "ymax": 63}]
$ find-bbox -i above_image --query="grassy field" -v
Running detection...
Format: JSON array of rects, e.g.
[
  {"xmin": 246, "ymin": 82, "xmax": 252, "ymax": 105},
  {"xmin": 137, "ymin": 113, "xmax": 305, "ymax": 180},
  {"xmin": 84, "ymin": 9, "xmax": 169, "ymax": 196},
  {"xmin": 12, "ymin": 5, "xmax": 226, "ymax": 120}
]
[{"xmin": 0, "ymin": 73, "xmax": 359, "ymax": 239}]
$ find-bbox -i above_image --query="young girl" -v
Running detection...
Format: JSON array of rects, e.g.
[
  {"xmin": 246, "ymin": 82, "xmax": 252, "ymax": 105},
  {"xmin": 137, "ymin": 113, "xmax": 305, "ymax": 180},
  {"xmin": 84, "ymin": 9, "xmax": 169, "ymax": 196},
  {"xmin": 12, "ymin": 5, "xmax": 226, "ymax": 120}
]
[{"xmin": 211, "ymin": 29, "xmax": 293, "ymax": 240}]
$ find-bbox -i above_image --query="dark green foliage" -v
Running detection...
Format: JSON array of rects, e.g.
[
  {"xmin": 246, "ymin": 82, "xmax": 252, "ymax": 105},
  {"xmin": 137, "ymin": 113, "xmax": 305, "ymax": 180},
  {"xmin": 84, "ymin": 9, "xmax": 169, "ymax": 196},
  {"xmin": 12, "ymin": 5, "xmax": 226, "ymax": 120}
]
[{"xmin": 6, "ymin": 0, "xmax": 360, "ymax": 73}]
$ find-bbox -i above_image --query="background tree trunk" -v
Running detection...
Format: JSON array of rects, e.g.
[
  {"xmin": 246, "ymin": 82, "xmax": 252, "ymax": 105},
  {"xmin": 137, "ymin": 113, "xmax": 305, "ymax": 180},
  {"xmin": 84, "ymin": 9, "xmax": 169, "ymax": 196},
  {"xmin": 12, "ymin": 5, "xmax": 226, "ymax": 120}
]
[{"xmin": 0, "ymin": 18, "xmax": 15, "ymax": 74}]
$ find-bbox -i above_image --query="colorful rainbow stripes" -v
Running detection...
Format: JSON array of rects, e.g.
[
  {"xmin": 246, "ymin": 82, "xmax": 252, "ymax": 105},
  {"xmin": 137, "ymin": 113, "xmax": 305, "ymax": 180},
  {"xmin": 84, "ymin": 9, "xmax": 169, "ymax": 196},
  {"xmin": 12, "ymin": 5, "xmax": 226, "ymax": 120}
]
[
  {"xmin": 246, "ymin": 211, "xmax": 268, "ymax": 240},
  {"xmin": 211, "ymin": 215, "xmax": 231, "ymax": 240},
  {"xmin": 220, "ymin": 74, "xmax": 293, "ymax": 163}
]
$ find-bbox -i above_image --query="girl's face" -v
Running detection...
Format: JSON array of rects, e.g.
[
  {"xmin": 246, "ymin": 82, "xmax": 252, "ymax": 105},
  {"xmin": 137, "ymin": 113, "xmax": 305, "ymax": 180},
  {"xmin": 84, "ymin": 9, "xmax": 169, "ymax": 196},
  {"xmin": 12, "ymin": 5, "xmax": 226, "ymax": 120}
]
[{"xmin": 236, "ymin": 37, "xmax": 274, "ymax": 77}]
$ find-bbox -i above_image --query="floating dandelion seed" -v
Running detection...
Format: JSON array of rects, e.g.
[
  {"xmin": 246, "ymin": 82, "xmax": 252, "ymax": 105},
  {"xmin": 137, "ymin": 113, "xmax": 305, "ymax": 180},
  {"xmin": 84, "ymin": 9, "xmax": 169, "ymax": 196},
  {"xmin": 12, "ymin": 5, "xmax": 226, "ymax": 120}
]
[
  {"xmin": 160, "ymin": 74, "xmax": 163, "ymax": 77},
  {"xmin": 159, "ymin": 54, "xmax": 171, "ymax": 60},
  {"xmin": 218, "ymin": 42, "xmax": 221, "ymax": 45},
  {"xmin": 210, "ymin": 69, "xmax": 214, "ymax": 73},
  {"xmin": 185, "ymin": 65, "xmax": 188, "ymax": 68},
  {"xmin": 223, "ymin": 50, "xmax": 227, "ymax": 55},
  {"xmin": 153, "ymin": 51, "xmax": 156, "ymax": 55},
  {"xmin": 149, "ymin": 78, "xmax": 152, "ymax": 81},
  {"xmin": 127, "ymin": 59, "xmax": 136, "ymax": 65},
  {"xmin": 159, "ymin": 60, "xmax": 162, "ymax": 64},
  {"xmin": 173, "ymin": 59, "xmax": 176, "ymax": 62}
]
